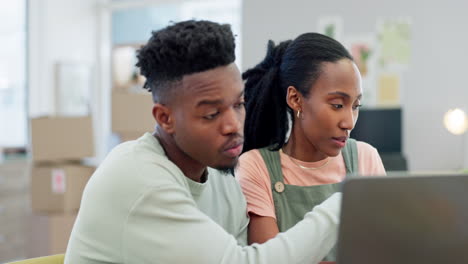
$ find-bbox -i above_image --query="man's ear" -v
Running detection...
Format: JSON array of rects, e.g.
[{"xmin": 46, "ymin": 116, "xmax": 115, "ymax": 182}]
[
  {"xmin": 153, "ymin": 103, "xmax": 175, "ymax": 134},
  {"xmin": 286, "ymin": 86, "xmax": 303, "ymax": 112}
]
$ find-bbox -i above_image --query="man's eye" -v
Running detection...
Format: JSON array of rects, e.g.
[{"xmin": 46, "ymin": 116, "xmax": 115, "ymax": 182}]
[{"xmin": 204, "ymin": 112, "xmax": 219, "ymax": 120}]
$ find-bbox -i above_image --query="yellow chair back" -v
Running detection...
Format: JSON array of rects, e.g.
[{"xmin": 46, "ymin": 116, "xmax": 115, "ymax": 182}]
[{"xmin": 7, "ymin": 254, "xmax": 65, "ymax": 264}]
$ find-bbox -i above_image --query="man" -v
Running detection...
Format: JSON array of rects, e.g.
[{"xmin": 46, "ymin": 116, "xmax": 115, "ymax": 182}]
[{"xmin": 65, "ymin": 20, "xmax": 341, "ymax": 264}]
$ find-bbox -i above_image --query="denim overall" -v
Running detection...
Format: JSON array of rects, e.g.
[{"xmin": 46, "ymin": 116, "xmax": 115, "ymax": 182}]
[{"xmin": 258, "ymin": 139, "xmax": 358, "ymax": 261}]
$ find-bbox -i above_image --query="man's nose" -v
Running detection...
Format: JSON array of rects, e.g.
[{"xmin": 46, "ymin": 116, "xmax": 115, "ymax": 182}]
[{"xmin": 221, "ymin": 108, "xmax": 243, "ymax": 135}]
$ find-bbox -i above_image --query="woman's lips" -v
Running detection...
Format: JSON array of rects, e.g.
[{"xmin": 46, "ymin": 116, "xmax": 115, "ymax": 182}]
[{"xmin": 331, "ymin": 137, "xmax": 347, "ymax": 148}]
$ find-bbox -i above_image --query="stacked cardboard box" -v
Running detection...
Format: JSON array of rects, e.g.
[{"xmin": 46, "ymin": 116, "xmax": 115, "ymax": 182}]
[
  {"xmin": 28, "ymin": 116, "xmax": 96, "ymax": 257},
  {"xmin": 111, "ymin": 45, "xmax": 154, "ymax": 142},
  {"xmin": 112, "ymin": 92, "xmax": 154, "ymax": 141},
  {"xmin": 27, "ymin": 213, "xmax": 77, "ymax": 257}
]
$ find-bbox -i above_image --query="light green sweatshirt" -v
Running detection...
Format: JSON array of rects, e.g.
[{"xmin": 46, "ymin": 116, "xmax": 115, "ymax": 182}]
[{"xmin": 65, "ymin": 132, "xmax": 341, "ymax": 264}]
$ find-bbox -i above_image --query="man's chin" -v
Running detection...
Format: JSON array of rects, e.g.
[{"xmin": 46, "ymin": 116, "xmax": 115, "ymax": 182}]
[
  {"xmin": 215, "ymin": 167, "xmax": 234, "ymax": 175},
  {"xmin": 213, "ymin": 160, "xmax": 239, "ymax": 176}
]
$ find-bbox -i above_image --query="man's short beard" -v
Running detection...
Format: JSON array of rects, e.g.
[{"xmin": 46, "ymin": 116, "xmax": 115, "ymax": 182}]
[{"xmin": 215, "ymin": 160, "xmax": 239, "ymax": 176}]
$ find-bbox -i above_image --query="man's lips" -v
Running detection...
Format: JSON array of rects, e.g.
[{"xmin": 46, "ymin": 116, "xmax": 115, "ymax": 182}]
[{"xmin": 223, "ymin": 140, "xmax": 244, "ymax": 158}]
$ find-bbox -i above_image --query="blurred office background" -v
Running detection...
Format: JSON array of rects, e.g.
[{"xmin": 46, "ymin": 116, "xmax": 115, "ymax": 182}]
[{"xmin": 1, "ymin": 0, "xmax": 468, "ymax": 261}]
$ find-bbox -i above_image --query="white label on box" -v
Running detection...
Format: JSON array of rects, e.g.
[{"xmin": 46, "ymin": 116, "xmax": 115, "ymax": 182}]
[{"xmin": 51, "ymin": 169, "xmax": 66, "ymax": 194}]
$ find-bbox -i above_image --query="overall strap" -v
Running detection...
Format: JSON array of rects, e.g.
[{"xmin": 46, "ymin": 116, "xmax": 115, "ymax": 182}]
[
  {"xmin": 342, "ymin": 138, "xmax": 359, "ymax": 175},
  {"xmin": 258, "ymin": 147, "xmax": 284, "ymax": 184},
  {"xmin": 258, "ymin": 146, "xmax": 340, "ymax": 261}
]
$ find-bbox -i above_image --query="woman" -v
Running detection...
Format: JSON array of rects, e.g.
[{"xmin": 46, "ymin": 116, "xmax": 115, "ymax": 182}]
[{"xmin": 236, "ymin": 33, "xmax": 386, "ymax": 261}]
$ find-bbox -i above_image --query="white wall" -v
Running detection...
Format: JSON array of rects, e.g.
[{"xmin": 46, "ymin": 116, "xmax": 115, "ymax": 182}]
[
  {"xmin": 26, "ymin": 0, "xmax": 242, "ymax": 164},
  {"xmin": 28, "ymin": 0, "xmax": 111, "ymax": 163},
  {"xmin": 242, "ymin": 0, "xmax": 468, "ymax": 171},
  {"xmin": 28, "ymin": 0, "xmax": 98, "ymax": 116},
  {"xmin": 27, "ymin": 0, "xmax": 468, "ymax": 170}
]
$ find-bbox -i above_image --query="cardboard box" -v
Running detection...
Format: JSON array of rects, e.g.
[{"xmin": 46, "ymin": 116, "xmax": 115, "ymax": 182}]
[
  {"xmin": 27, "ymin": 213, "xmax": 76, "ymax": 258},
  {"xmin": 112, "ymin": 92, "xmax": 154, "ymax": 134},
  {"xmin": 31, "ymin": 164, "xmax": 94, "ymax": 213},
  {"xmin": 118, "ymin": 131, "xmax": 145, "ymax": 142},
  {"xmin": 30, "ymin": 116, "xmax": 94, "ymax": 162}
]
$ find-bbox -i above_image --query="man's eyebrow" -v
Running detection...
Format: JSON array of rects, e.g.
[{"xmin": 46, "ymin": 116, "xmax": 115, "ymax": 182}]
[
  {"xmin": 196, "ymin": 99, "xmax": 223, "ymax": 107},
  {"xmin": 196, "ymin": 90, "xmax": 245, "ymax": 107},
  {"xmin": 328, "ymin": 91, "xmax": 362, "ymax": 100}
]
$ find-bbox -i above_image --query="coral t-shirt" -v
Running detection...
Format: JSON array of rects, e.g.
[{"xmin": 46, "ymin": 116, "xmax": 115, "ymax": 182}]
[{"xmin": 235, "ymin": 141, "xmax": 386, "ymax": 219}]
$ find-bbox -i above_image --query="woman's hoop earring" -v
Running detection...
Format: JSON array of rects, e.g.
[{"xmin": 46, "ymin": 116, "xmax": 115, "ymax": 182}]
[{"xmin": 296, "ymin": 110, "xmax": 301, "ymax": 119}]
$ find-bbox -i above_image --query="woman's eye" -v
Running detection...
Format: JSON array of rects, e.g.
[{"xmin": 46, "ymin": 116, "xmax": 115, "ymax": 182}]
[
  {"xmin": 332, "ymin": 104, "xmax": 343, "ymax": 109},
  {"xmin": 235, "ymin": 102, "xmax": 245, "ymax": 109},
  {"xmin": 353, "ymin": 104, "xmax": 362, "ymax": 110}
]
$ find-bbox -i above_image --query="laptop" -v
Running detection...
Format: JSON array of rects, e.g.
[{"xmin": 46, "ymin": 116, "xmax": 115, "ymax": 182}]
[{"xmin": 336, "ymin": 174, "xmax": 468, "ymax": 264}]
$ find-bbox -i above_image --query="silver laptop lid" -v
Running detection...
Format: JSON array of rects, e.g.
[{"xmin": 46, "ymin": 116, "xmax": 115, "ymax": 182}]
[{"xmin": 337, "ymin": 174, "xmax": 468, "ymax": 264}]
